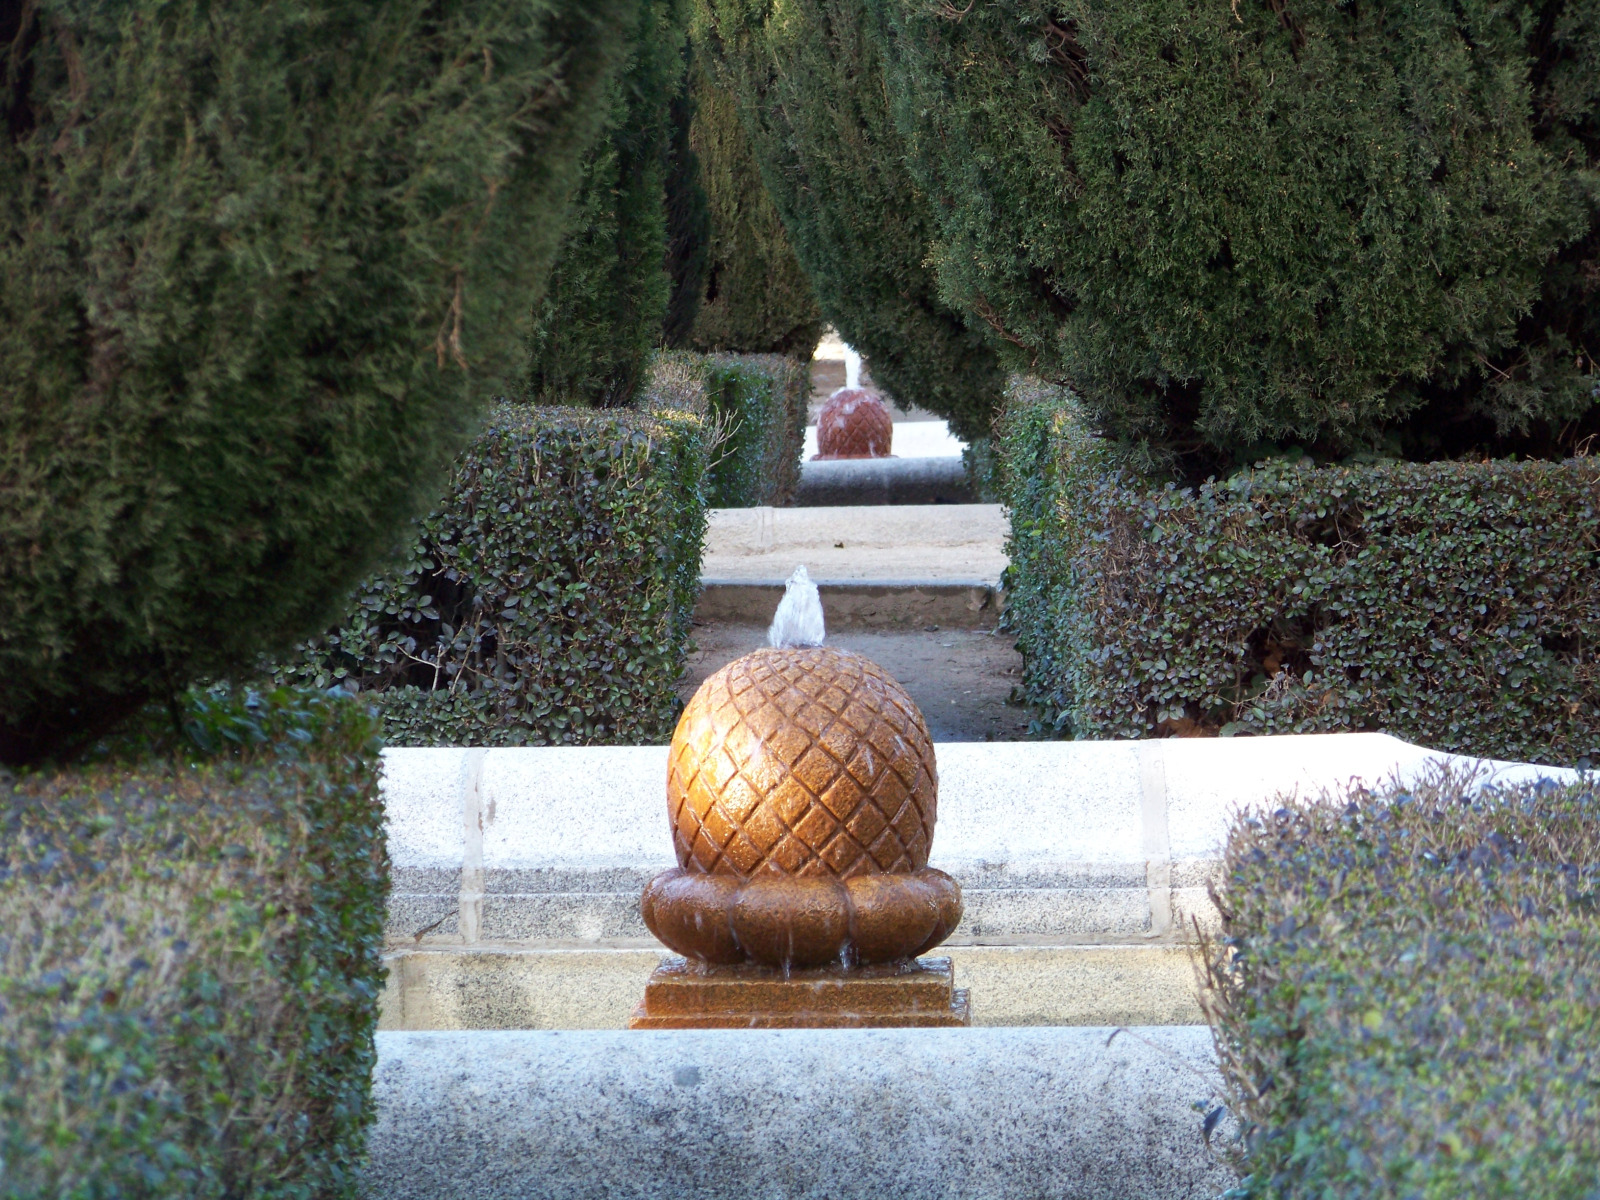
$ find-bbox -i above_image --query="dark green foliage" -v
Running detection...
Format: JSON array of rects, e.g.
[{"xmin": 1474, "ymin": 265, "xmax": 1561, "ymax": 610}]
[
  {"xmin": 997, "ymin": 381, "xmax": 1600, "ymax": 764},
  {"xmin": 1, "ymin": 688, "xmax": 387, "ymax": 1198},
  {"xmin": 274, "ymin": 403, "xmax": 707, "ymax": 746},
  {"xmin": 1203, "ymin": 773, "xmax": 1600, "ymax": 1197},
  {"xmin": 685, "ymin": 54, "xmax": 822, "ymax": 357},
  {"xmin": 654, "ymin": 351, "xmax": 810, "ymax": 505},
  {"xmin": 876, "ymin": 0, "xmax": 1600, "ymax": 479},
  {"xmin": 525, "ymin": 0, "xmax": 685, "ymax": 406},
  {"xmin": 693, "ymin": 0, "xmax": 1005, "ymax": 440},
  {"xmin": 0, "ymin": 0, "xmax": 635, "ymax": 765},
  {"xmin": 662, "ymin": 42, "xmax": 713, "ymax": 349}
]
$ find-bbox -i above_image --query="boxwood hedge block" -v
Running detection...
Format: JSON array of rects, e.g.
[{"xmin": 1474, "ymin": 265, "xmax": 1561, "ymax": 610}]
[
  {"xmin": 653, "ymin": 351, "xmax": 810, "ymax": 506},
  {"xmin": 998, "ymin": 381, "xmax": 1600, "ymax": 765},
  {"xmin": 875, "ymin": 0, "xmax": 1600, "ymax": 478},
  {"xmin": 0, "ymin": 0, "xmax": 637, "ymax": 764},
  {"xmin": 274, "ymin": 403, "xmax": 707, "ymax": 746},
  {"xmin": 0, "ymin": 689, "xmax": 387, "ymax": 1199},
  {"xmin": 1203, "ymin": 773, "xmax": 1600, "ymax": 1197}
]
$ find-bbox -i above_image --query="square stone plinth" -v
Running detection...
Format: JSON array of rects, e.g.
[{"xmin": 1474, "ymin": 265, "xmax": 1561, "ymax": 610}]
[{"xmin": 629, "ymin": 956, "xmax": 971, "ymax": 1028}]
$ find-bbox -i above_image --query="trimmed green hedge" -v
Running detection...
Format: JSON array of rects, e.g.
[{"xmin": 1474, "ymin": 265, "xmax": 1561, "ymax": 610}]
[
  {"xmin": 652, "ymin": 351, "xmax": 809, "ymax": 507},
  {"xmin": 0, "ymin": 689, "xmax": 386, "ymax": 1198},
  {"xmin": 1203, "ymin": 772, "xmax": 1600, "ymax": 1197},
  {"xmin": 274, "ymin": 403, "xmax": 707, "ymax": 746},
  {"xmin": 998, "ymin": 380, "xmax": 1600, "ymax": 765}
]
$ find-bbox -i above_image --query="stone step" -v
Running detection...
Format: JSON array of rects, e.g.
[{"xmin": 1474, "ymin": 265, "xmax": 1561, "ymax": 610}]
[
  {"xmin": 700, "ymin": 503, "xmax": 1007, "ymax": 586},
  {"xmin": 378, "ymin": 943, "xmax": 1204, "ymax": 1032},
  {"xmin": 697, "ymin": 503, "xmax": 1006, "ymax": 628},
  {"xmin": 362, "ymin": 1025, "xmax": 1236, "ymax": 1200}
]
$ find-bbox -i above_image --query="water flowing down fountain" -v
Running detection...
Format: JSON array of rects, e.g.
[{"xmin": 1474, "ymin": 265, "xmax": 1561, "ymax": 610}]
[
  {"xmin": 631, "ymin": 567, "xmax": 968, "ymax": 1027},
  {"xmin": 811, "ymin": 387, "xmax": 894, "ymax": 460}
]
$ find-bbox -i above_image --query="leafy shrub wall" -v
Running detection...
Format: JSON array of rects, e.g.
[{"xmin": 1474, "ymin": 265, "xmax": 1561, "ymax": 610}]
[
  {"xmin": 684, "ymin": 53, "xmax": 823, "ymax": 358},
  {"xmin": 1203, "ymin": 773, "xmax": 1600, "ymax": 1196},
  {"xmin": 653, "ymin": 351, "xmax": 810, "ymax": 506},
  {"xmin": 0, "ymin": 689, "xmax": 387, "ymax": 1198},
  {"xmin": 275, "ymin": 404, "xmax": 707, "ymax": 746},
  {"xmin": 0, "ymin": 0, "xmax": 637, "ymax": 764},
  {"xmin": 692, "ymin": 0, "xmax": 1005, "ymax": 442},
  {"xmin": 998, "ymin": 381, "xmax": 1600, "ymax": 766},
  {"xmin": 875, "ymin": 0, "xmax": 1600, "ymax": 479},
  {"xmin": 524, "ymin": 0, "xmax": 684, "ymax": 408}
]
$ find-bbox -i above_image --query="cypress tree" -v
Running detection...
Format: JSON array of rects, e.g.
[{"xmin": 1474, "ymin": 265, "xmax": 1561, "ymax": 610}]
[
  {"xmin": 662, "ymin": 42, "xmax": 713, "ymax": 349},
  {"xmin": 0, "ymin": 0, "xmax": 634, "ymax": 764},
  {"xmin": 693, "ymin": 0, "xmax": 1005, "ymax": 440},
  {"xmin": 874, "ymin": 0, "xmax": 1600, "ymax": 478},
  {"xmin": 525, "ymin": 0, "xmax": 685, "ymax": 406},
  {"xmin": 685, "ymin": 53, "xmax": 822, "ymax": 357}
]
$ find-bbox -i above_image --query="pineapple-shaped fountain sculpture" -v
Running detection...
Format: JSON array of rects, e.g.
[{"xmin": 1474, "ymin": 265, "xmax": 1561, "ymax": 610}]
[{"xmin": 631, "ymin": 567, "xmax": 969, "ymax": 1027}]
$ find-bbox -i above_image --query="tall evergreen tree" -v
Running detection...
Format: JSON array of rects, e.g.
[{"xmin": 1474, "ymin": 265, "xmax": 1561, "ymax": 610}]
[
  {"xmin": 684, "ymin": 52, "xmax": 821, "ymax": 357},
  {"xmin": 0, "ymin": 0, "xmax": 634, "ymax": 763},
  {"xmin": 693, "ymin": 0, "xmax": 1004, "ymax": 439},
  {"xmin": 874, "ymin": 0, "xmax": 1600, "ymax": 477},
  {"xmin": 662, "ymin": 40, "xmax": 713, "ymax": 349},
  {"xmin": 525, "ymin": 0, "xmax": 685, "ymax": 406}
]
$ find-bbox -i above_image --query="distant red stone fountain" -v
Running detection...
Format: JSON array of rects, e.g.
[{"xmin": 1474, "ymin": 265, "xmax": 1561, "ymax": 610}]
[{"xmin": 812, "ymin": 387, "xmax": 893, "ymax": 460}]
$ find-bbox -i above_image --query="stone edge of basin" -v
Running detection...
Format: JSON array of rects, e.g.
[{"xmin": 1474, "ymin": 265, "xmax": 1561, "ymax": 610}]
[
  {"xmin": 794, "ymin": 455, "xmax": 975, "ymax": 506},
  {"xmin": 362, "ymin": 1025, "xmax": 1236, "ymax": 1200},
  {"xmin": 377, "ymin": 735, "xmax": 1578, "ymax": 948}
]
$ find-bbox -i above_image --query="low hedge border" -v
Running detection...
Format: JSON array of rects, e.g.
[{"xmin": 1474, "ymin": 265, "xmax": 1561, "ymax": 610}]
[
  {"xmin": 0, "ymin": 689, "xmax": 387, "ymax": 1199},
  {"xmin": 997, "ymin": 380, "xmax": 1600, "ymax": 765},
  {"xmin": 273, "ymin": 402, "xmax": 707, "ymax": 746},
  {"xmin": 1202, "ymin": 772, "xmax": 1600, "ymax": 1197},
  {"xmin": 650, "ymin": 350, "xmax": 809, "ymax": 507}
]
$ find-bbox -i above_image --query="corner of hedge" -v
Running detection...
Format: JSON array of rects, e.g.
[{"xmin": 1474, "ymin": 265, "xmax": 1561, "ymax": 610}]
[
  {"xmin": 0, "ymin": 688, "xmax": 387, "ymax": 1198},
  {"xmin": 274, "ymin": 401, "xmax": 708, "ymax": 747},
  {"xmin": 998, "ymin": 379, "xmax": 1600, "ymax": 766},
  {"xmin": 1203, "ymin": 771, "xmax": 1600, "ymax": 1194}
]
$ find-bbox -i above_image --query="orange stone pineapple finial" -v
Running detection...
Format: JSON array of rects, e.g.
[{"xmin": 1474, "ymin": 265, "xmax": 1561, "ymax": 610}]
[{"xmin": 640, "ymin": 573, "xmax": 960, "ymax": 969}]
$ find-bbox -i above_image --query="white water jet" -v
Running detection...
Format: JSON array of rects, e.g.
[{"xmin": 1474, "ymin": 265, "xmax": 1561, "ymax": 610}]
[
  {"xmin": 768, "ymin": 565, "xmax": 825, "ymax": 649},
  {"xmin": 843, "ymin": 344, "xmax": 862, "ymax": 390}
]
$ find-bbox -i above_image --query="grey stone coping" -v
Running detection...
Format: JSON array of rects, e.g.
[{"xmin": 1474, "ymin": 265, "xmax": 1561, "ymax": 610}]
[{"xmin": 362, "ymin": 1025, "xmax": 1235, "ymax": 1200}]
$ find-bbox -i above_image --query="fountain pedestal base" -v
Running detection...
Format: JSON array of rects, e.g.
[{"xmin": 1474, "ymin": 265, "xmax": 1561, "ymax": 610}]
[{"xmin": 629, "ymin": 955, "xmax": 971, "ymax": 1028}]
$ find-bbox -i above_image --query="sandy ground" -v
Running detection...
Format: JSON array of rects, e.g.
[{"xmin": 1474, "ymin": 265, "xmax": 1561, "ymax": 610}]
[
  {"xmin": 702, "ymin": 504, "xmax": 1007, "ymax": 584},
  {"xmin": 681, "ymin": 622, "xmax": 1030, "ymax": 742}
]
